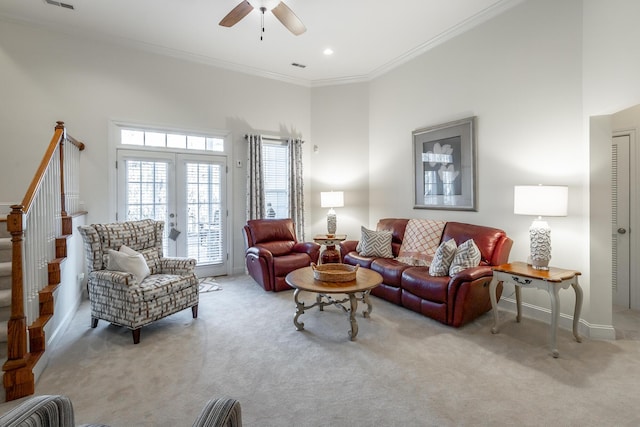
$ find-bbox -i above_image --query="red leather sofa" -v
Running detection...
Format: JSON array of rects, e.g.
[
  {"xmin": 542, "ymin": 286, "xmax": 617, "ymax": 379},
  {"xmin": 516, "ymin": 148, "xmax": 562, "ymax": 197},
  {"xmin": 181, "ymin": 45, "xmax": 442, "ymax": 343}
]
[
  {"xmin": 340, "ymin": 218, "xmax": 513, "ymax": 327},
  {"xmin": 243, "ymin": 218, "xmax": 320, "ymax": 292}
]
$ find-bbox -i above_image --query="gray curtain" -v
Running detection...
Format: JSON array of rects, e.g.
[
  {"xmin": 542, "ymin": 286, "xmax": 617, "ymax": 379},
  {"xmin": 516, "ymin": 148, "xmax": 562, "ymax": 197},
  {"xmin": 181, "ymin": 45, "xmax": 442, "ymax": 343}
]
[
  {"xmin": 246, "ymin": 134, "xmax": 264, "ymax": 221},
  {"xmin": 288, "ymin": 138, "xmax": 305, "ymax": 240}
]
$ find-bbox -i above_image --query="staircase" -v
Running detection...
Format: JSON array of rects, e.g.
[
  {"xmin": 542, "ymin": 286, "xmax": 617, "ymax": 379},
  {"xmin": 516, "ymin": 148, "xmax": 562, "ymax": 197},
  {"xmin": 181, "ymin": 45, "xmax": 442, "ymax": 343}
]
[{"xmin": 0, "ymin": 122, "xmax": 85, "ymax": 402}]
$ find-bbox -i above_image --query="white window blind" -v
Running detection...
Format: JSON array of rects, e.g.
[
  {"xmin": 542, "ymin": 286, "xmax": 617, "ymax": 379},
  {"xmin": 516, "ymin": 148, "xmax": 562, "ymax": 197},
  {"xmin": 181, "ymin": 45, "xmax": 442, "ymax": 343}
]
[{"xmin": 262, "ymin": 142, "xmax": 289, "ymax": 218}]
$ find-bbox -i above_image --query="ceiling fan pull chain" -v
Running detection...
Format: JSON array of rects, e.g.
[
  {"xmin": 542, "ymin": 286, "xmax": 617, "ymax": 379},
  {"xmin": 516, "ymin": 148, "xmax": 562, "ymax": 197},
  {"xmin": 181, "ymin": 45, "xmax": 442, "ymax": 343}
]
[{"xmin": 260, "ymin": 6, "xmax": 266, "ymax": 41}]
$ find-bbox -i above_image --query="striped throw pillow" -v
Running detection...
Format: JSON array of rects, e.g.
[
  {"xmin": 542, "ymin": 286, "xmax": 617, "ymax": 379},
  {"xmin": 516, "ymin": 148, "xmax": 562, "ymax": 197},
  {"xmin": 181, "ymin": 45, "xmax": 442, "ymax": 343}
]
[
  {"xmin": 429, "ymin": 239, "xmax": 458, "ymax": 276},
  {"xmin": 358, "ymin": 226, "xmax": 393, "ymax": 258},
  {"xmin": 449, "ymin": 239, "xmax": 481, "ymax": 275}
]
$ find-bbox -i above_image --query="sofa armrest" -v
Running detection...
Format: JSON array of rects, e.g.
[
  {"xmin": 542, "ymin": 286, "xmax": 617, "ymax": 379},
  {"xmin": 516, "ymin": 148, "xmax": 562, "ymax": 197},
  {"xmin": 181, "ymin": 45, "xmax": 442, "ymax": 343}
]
[
  {"xmin": 159, "ymin": 257, "xmax": 197, "ymax": 275},
  {"xmin": 339, "ymin": 240, "xmax": 359, "ymax": 258},
  {"xmin": 246, "ymin": 246, "xmax": 274, "ymax": 263},
  {"xmin": 292, "ymin": 242, "xmax": 321, "ymax": 263},
  {"xmin": 90, "ymin": 269, "xmax": 134, "ymax": 287},
  {"xmin": 449, "ymin": 265, "xmax": 494, "ymax": 283},
  {"xmin": 192, "ymin": 397, "xmax": 242, "ymax": 427},
  {"xmin": 0, "ymin": 395, "xmax": 75, "ymax": 427}
]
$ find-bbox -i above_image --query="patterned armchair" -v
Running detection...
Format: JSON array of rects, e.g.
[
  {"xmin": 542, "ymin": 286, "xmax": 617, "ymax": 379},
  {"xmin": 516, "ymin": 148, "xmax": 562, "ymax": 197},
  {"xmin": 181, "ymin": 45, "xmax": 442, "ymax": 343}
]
[
  {"xmin": 78, "ymin": 219, "xmax": 199, "ymax": 344},
  {"xmin": 0, "ymin": 394, "xmax": 242, "ymax": 426}
]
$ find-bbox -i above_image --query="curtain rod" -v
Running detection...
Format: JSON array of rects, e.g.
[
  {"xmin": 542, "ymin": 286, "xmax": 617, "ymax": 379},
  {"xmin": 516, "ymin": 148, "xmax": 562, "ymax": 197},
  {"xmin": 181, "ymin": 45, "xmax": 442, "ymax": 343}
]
[{"xmin": 244, "ymin": 134, "xmax": 304, "ymax": 143}]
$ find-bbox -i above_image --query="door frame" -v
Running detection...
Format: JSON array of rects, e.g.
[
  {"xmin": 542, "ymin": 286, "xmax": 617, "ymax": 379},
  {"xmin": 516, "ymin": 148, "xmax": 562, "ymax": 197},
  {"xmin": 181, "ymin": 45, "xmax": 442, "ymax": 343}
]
[
  {"xmin": 108, "ymin": 120, "xmax": 233, "ymax": 277},
  {"xmin": 613, "ymin": 129, "xmax": 639, "ymax": 310}
]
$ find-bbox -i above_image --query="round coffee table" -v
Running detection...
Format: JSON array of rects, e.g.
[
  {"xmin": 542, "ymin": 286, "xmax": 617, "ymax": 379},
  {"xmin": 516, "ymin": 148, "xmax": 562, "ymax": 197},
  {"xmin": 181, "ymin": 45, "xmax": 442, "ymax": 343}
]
[{"xmin": 285, "ymin": 266, "xmax": 383, "ymax": 341}]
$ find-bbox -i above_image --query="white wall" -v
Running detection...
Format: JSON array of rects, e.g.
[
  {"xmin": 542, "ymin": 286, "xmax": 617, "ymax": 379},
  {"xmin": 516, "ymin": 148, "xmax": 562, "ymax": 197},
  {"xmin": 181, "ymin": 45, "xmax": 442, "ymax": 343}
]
[
  {"xmin": 367, "ymin": 0, "xmax": 591, "ymax": 329},
  {"xmin": 0, "ymin": 19, "xmax": 311, "ymax": 275},
  {"xmin": 310, "ymin": 83, "xmax": 370, "ymax": 240}
]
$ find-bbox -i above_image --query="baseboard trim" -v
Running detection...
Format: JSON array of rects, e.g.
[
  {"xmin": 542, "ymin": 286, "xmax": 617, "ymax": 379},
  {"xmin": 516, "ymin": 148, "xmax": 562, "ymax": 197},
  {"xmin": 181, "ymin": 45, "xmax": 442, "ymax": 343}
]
[{"xmin": 499, "ymin": 297, "xmax": 616, "ymax": 340}]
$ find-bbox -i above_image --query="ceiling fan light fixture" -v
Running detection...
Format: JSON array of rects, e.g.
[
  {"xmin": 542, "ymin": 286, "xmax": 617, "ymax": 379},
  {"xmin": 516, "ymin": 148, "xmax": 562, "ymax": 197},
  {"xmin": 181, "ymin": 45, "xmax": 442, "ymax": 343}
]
[{"xmin": 219, "ymin": 0, "xmax": 306, "ymax": 37}]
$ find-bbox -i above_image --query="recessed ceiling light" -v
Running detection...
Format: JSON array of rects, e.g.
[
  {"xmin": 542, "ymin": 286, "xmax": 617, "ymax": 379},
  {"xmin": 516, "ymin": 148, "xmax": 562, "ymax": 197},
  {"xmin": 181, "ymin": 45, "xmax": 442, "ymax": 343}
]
[{"xmin": 323, "ymin": 48, "xmax": 334, "ymax": 56}]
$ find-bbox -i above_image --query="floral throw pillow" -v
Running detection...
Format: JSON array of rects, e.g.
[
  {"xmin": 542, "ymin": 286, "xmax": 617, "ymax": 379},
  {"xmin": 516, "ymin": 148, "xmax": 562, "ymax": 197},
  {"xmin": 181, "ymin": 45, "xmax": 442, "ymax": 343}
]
[
  {"xmin": 429, "ymin": 239, "xmax": 458, "ymax": 277},
  {"xmin": 449, "ymin": 239, "xmax": 481, "ymax": 276},
  {"xmin": 358, "ymin": 226, "xmax": 393, "ymax": 258}
]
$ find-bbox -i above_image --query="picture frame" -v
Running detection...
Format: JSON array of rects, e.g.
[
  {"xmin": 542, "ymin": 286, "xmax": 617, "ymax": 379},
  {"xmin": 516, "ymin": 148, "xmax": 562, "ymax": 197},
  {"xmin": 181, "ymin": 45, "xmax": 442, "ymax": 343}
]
[{"xmin": 413, "ymin": 116, "xmax": 477, "ymax": 211}]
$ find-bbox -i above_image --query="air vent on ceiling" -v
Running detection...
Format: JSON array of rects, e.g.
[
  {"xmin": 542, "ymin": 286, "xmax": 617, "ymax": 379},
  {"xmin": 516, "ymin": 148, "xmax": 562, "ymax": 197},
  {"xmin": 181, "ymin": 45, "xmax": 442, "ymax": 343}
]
[
  {"xmin": 43, "ymin": 0, "xmax": 75, "ymax": 10},
  {"xmin": 291, "ymin": 63, "xmax": 306, "ymax": 69}
]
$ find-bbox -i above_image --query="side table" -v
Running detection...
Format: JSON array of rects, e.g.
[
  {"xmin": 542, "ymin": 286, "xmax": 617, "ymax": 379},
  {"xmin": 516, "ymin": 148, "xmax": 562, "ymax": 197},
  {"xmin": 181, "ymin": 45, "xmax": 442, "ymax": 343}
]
[
  {"xmin": 313, "ymin": 234, "xmax": 346, "ymax": 264},
  {"xmin": 489, "ymin": 261, "xmax": 583, "ymax": 358}
]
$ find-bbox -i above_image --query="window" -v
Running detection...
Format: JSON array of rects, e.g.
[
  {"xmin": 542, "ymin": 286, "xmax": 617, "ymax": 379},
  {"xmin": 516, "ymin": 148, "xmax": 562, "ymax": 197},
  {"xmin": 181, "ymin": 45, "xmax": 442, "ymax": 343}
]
[
  {"xmin": 121, "ymin": 129, "xmax": 224, "ymax": 152},
  {"xmin": 262, "ymin": 142, "xmax": 289, "ymax": 218}
]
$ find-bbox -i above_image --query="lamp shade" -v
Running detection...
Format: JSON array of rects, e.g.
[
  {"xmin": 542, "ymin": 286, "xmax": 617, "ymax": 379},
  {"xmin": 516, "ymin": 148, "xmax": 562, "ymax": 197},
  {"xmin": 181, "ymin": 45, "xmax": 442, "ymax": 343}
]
[
  {"xmin": 514, "ymin": 185, "xmax": 568, "ymax": 217},
  {"xmin": 321, "ymin": 191, "xmax": 344, "ymax": 208}
]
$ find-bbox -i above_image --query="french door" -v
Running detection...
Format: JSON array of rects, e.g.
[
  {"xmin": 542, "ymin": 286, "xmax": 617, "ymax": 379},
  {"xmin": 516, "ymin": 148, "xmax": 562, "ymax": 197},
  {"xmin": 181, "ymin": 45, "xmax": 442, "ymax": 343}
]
[{"xmin": 116, "ymin": 149, "xmax": 227, "ymax": 277}]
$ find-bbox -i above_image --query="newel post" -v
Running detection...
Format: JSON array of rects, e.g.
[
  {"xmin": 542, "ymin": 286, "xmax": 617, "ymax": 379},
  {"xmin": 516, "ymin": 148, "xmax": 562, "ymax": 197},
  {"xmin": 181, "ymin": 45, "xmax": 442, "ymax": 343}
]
[
  {"xmin": 2, "ymin": 204, "xmax": 34, "ymax": 400},
  {"xmin": 57, "ymin": 121, "xmax": 72, "ymax": 236}
]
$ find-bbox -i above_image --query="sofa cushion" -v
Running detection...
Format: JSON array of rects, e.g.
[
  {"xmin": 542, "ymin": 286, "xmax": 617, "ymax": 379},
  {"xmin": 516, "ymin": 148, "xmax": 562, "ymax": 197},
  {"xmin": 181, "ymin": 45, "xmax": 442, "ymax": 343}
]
[
  {"xmin": 371, "ymin": 258, "xmax": 411, "ymax": 287},
  {"xmin": 449, "ymin": 239, "xmax": 481, "ymax": 275},
  {"xmin": 441, "ymin": 222, "xmax": 507, "ymax": 266},
  {"xmin": 106, "ymin": 247, "xmax": 150, "ymax": 285},
  {"xmin": 357, "ymin": 226, "xmax": 393, "ymax": 258},
  {"xmin": 429, "ymin": 239, "xmax": 458, "ymax": 277},
  {"xmin": 273, "ymin": 252, "xmax": 314, "ymax": 278},
  {"xmin": 401, "ymin": 267, "xmax": 450, "ymax": 303},
  {"xmin": 396, "ymin": 219, "xmax": 446, "ymax": 266},
  {"xmin": 257, "ymin": 241, "xmax": 296, "ymax": 257}
]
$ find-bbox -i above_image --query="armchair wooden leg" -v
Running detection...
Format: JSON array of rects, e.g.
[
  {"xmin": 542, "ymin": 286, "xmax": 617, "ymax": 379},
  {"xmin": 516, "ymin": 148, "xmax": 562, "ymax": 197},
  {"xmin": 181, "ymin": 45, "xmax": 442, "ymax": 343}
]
[
  {"xmin": 91, "ymin": 317, "xmax": 98, "ymax": 328},
  {"xmin": 192, "ymin": 304, "xmax": 198, "ymax": 318},
  {"xmin": 132, "ymin": 328, "xmax": 141, "ymax": 344}
]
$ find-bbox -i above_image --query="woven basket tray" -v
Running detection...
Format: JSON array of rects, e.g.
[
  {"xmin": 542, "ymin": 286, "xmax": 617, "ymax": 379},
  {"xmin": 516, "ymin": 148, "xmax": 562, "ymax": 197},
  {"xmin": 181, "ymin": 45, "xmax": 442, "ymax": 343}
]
[{"xmin": 311, "ymin": 263, "xmax": 359, "ymax": 282}]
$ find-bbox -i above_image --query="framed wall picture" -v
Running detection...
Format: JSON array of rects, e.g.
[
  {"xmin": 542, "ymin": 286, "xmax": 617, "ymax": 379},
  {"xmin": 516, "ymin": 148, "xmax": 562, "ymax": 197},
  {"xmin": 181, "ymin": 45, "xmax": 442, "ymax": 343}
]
[{"xmin": 413, "ymin": 116, "xmax": 477, "ymax": 211}]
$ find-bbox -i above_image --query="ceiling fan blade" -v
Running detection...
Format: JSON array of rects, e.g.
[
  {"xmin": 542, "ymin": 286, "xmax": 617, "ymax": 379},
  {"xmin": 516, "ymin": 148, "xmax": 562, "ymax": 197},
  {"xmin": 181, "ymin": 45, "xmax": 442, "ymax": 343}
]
[
  {"xmin": 271, "ymin": 1, "xmax": 306, "ymax": 36},
  {"xmin": 219, "ymin": 1, "xmax": 254, "ymax": 27}
]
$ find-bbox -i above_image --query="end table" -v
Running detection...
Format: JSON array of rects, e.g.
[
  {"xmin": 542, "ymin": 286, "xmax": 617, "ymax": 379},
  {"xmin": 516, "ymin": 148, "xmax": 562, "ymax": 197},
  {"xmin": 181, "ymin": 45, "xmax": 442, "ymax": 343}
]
[
  {"xmin": 313, "ymin": 234, "xmax": 346, "ymax": 264},
  {"xmin": 489, "ymin": 261, "xmax": 583, "ymax": 358}
]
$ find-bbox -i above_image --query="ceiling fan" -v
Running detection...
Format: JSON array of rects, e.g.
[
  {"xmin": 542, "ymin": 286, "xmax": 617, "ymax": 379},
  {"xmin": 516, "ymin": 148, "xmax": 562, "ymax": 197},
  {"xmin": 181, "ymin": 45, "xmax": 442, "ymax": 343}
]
[{"xmin": 219, "ymin": 1, "xmax": 307, "ymax": 38}]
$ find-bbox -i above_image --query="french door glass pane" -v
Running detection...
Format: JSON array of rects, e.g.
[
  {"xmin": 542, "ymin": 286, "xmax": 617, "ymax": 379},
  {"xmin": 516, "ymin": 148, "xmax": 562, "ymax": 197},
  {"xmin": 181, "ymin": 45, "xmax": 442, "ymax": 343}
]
[
  {"xmin": 125, "ymin": 159, "xmax": 169, "ymax": 253},
  {"xmin": 185, "ymin": 161, "xmax": 223, "ymax": 264}
]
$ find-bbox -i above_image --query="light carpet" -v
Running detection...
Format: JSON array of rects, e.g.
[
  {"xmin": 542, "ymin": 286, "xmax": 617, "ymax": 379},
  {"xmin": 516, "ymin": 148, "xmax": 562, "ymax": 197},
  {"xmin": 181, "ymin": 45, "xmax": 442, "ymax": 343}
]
[{"xmin": 1, "ymin": 274, "xmax": 639, "ymax": 426}]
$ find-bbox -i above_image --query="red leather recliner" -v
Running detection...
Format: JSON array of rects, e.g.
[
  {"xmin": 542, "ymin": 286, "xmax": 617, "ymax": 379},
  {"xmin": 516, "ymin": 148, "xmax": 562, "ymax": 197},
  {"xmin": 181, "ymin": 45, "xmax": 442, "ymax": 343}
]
[{"xmin": 243, "ymin": 218, "xmax": 320, "ymax": 292}]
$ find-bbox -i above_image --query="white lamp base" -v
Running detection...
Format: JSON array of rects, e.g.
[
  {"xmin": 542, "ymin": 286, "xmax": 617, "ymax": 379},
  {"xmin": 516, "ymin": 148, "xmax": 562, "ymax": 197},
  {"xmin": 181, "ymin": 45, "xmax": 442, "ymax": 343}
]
[
  {"xmin": 327, "ymin": 208, "xmax": 337, "ymax": 235},
  {"xmin": 529, "ymin": 218, "xmax": 551, "ymax": 270}
]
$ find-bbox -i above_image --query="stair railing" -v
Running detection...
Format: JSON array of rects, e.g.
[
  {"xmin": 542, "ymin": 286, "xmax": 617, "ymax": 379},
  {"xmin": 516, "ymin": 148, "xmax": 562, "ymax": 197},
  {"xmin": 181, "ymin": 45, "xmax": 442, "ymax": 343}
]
[{"xmin": 3, "ymin": 121, "xmax": 85, "ymax": 401}]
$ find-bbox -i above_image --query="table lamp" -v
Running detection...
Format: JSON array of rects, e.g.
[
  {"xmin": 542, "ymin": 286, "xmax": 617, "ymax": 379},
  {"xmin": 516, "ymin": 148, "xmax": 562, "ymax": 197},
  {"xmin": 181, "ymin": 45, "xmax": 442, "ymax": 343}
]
[
  {"xmin": 320, "ymin": 191, "xmax": 344, "ymax": 237},
  {"xmin": 514, "ymin": 185, "xmax": 568, "ymax": 270}
]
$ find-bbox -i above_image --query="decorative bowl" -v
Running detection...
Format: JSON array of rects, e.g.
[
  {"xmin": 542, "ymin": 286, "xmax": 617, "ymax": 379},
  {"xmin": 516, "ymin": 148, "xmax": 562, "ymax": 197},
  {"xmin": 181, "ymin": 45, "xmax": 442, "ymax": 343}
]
[{"xmin": 311, "ymin": 263, "xmax": 359, "ymax": 282}]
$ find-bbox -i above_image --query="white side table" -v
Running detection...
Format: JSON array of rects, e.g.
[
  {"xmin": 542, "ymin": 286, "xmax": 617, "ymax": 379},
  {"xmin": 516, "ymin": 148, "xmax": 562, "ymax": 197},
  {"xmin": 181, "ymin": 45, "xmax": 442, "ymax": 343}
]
[{"xmin": 489, "ymin": 261, "xmax": 583, "ymax": 358}]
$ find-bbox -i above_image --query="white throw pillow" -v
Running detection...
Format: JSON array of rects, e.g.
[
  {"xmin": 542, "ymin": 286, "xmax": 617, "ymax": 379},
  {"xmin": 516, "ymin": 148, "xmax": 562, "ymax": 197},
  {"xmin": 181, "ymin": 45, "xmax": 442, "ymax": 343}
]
[
  {"xmin": 429, "ymin": 239, "xmax": 458, "ymax": 277},
  {"xmin": 358, "ymin": 226, "xmax": 393, "ymax": 258},
  {"xmin": 449, "ymin": 239, "xmax": 481, "ymax": 276},
  {"xmin": 106, "ymin": 246, "xmax": 151, "ymax": 285}
]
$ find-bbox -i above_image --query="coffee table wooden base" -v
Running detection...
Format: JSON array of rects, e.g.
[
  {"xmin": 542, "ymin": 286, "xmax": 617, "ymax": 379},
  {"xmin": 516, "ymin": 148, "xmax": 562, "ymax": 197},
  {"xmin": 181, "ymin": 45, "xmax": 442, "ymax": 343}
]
[
  {"xmin": 285, "ymin": 266, "xmax": 382, "ymax": 341},
  {"xmin": 293, "ymin": 289, "xmax": 373, "ymax": 341}
]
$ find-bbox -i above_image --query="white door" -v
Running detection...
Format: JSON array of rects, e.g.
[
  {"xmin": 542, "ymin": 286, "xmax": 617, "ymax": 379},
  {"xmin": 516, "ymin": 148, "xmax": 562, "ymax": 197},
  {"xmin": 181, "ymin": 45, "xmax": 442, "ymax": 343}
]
[
  {"xmin": 612, "ymin": 134, "xmax": 631, "ymax": 308},
  {"xmin": 117, "ymin": 150, "xmax": 228, "ymax": 277}
]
